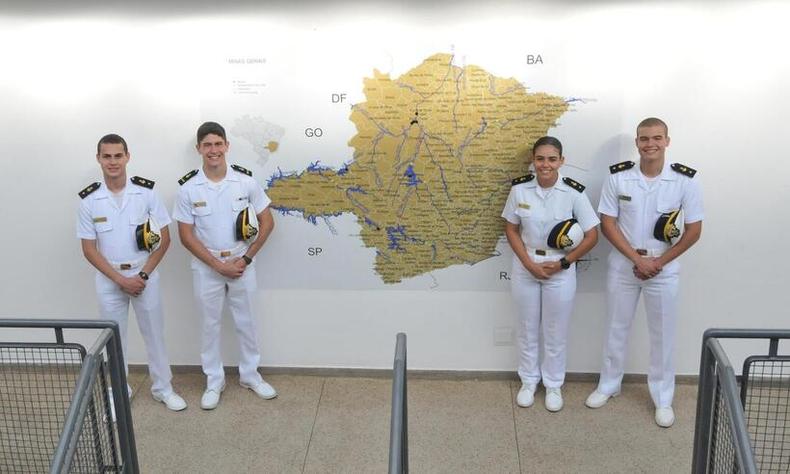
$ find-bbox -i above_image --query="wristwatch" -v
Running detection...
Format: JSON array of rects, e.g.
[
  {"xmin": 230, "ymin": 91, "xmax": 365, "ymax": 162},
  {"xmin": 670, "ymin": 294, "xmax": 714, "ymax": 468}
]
[
  {"xmin": 138, "ymin": 271, "xmax": 149, "ymax": 280},
  {"xmin": 241, "ymin": 255, "xmax": 253, "ymax": 265},
  {"xmin": 559, "ymin": 258, "xmax": 571, "ymax": 270}
]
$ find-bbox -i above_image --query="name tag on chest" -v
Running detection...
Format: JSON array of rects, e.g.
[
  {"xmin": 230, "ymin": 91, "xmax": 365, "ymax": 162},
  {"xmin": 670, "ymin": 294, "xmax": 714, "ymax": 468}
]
[
  {"xmin": 92, "ymin": 217, "xmax": 107, "ymax": 223},
  {"xmin": 193, "ymin": 201, "xmax": 207, "ymax": 208},
  {"xmin": 618, "ymin": 195, "xmax": 632, "ymax": 202}
]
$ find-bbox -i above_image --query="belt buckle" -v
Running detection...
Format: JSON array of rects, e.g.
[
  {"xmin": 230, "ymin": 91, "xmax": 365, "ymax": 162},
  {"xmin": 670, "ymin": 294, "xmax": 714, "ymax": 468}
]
[
  {"xmin": 636, "ymin": 249, "xmax": 648, "ymax": 256},
  {"xmin": 220, "ymin": 251, "xmax": 232, "ymax": 257},
  {"xmin": 120, "ymin": 263, "xmax": 131, "ymax": 270},
  {"xmin": 535, "ymin": 249, "xmax": 546, "ymax": 256}
]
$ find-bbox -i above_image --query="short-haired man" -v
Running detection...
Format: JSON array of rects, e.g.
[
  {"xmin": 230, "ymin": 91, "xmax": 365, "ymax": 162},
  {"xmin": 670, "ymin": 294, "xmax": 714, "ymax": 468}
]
[
  {"xmin": 77, "ymin": 134, "xmax": 187, "ymax": 411},
  {"xmin": 585, "ymin": 118, "xmax": 703, "ymax": 427},
  {"xmin": 174, "ymin": 121, "xmax": 276, "ymax": 410}
]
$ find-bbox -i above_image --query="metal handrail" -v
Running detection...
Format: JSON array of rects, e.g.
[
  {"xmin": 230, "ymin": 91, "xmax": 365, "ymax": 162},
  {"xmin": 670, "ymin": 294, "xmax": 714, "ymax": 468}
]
[
  {"xmin": 51, "ymin": 349, "xmax": 101, "ymax": 472},
  {"xmin": 388, "ymin": 332, "xmax": 408, "ymax": 474},
  {"xmin": 707, "ymin": 338, "xmax": 757, "ymax": 474},
  {"xmin": 690, "ymin": 328, "xmax": 790, "ymax": 474},
  {"xmin": 0, "ymin": 318, "xmax": 138, "ymax": 473}
]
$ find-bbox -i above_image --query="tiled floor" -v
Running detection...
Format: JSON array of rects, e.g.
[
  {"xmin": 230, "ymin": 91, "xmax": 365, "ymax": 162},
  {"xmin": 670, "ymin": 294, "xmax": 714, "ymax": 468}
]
[{"xmin": 129, "ymin": 373, "xmax": 697, "ymax": 473}]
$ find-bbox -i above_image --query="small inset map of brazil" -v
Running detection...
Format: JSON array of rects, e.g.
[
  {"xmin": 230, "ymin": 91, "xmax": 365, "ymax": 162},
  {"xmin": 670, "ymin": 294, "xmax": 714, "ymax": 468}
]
[{"xmin": 232, "ymin": 114, "xmax": 285, "ymax": 165}]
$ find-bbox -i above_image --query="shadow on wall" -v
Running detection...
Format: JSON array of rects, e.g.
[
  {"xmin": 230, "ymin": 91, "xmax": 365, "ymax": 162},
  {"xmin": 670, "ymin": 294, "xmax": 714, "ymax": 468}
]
[{"xmin": 576, "ymin": 133, "xmax": 632, "ymax": 295}]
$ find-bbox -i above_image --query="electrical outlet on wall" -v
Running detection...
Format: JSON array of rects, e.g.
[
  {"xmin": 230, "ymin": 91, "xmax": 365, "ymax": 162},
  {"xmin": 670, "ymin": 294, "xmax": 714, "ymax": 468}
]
[{"xmin": 493, "ymin": 327, "xmax": 515, "ymax": 346}]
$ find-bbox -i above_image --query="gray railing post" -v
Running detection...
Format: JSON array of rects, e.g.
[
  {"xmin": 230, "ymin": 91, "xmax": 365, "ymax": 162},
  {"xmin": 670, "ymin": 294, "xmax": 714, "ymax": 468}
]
[
  {"xmin": 707, "ymin": 339, "xmax": 758, "ymax": 474},
  {"xmin": 692, "ymin": 332, "xmax": 716, "ymax": 473},
  {"xmin": 389, "ymin": 332, "xmax": 408, "ymax": 474},
  {"xmin": 105, "ymin": 323, "xmax": 139, "ymax": 473},
  {"xmin": 690, "ymin": 328, "xmax": 790, "ymax": 474},
  {"xmin": 0, "ymin": 318, "xmax": 139, "ymax": 473}
]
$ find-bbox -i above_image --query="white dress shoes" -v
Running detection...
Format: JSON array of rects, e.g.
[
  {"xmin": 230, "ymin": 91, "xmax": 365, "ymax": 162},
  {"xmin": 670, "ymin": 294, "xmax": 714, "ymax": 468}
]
[
  {"xmin": 200, "ymin": 382, "xmax": 226, "ymax": 410},
  {"xmin": 153, "ymin": 392, "xmax": 188, "ymax": 411},
  {"xmin": 240, "ymin": 379, "xmax": 278, "ymax": 400},
  {"xmin": 655, "ymin": 407, "xmax": 675, "ymax": 428},
  {"xmin": 585, "ymin": 390, "xmax": 619, "ymax": 409},
  {"xmin": 516, "ymin": 383, "xmax": 536, "ymax": 408},
  {"xmin": 545, "ymin": 387, "xmax": 563, "ymax": 412}
]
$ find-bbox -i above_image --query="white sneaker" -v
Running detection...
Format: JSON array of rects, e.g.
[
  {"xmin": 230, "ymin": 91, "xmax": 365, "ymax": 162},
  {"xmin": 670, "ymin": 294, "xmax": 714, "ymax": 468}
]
[
  {"xmin": 585, "ymin": 390, "xmax": 619, "ymax": 409},
  {"xmin": 240, "ymin": 379, "xmax": 277, "ymax": 400},
  {"xmin": 545, "ymin": 387, "xmax": 563, "ymax": 412},
  {"xmin": 516, "ymin": 383, "xmax": 536, "ymax": 408},
  {"xmin": 655, "ymin": 407, "xmax": 675, "ymax": 428},
  {"xmin": 200, "ymin": 383, "xmax": 226, "ymax": 410},
  {"xmin": 153, "ymin": 392, "xmax": 188, "ymax": 411}
]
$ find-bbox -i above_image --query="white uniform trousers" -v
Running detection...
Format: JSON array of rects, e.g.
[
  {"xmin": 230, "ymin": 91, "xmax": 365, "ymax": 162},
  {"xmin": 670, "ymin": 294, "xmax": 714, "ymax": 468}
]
[
  {"xmin": 192, "ymin": 259, "xmax": 263, "ymax": 390},
  {"xmin": 596, "ymin": 252, "xmax": 680, "ymax": 408},
  {"xmin": 95, "ymin": 269, "xmax": 174, "ymax": 397},
  {"xmin": 510, "ymin": 255, "xmax": 577, "ymax": 388}
]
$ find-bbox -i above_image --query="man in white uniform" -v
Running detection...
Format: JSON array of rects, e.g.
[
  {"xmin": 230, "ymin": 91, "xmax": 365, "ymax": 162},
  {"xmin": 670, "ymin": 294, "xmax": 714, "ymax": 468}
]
[
  {"xmin": 77, "ymin": 133, "xmax": 187, "ymax": 411},
  {"xmin": 585, "ymin": 118, "xmax": 703, "ymax": 427},
  {"xmin": 174, "ymin": 121, "xmax": 276, "ymax": 410}
]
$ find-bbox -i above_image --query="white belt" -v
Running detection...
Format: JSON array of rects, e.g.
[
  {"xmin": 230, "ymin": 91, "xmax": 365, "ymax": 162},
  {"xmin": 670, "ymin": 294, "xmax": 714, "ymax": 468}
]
[
  {"xmin": 207, "ymin": 243, "xmax": 247, "ymax": 259},
  {"xmin": 635, "ymin": 248, "xmax": 665, "ymax": 257},
  {"xmin": 109, "ymin": 258, "xmax": 145, "ymax": 270},
  {"xmin": 526, "ymin": 247, "xmax": 564, "ymax": 257}
]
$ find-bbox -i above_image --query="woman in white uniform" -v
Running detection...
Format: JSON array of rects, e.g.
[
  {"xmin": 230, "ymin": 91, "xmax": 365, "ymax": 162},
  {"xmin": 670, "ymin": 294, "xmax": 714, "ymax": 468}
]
[{"xmin": 501, "ymin": 136, "xmax": 599, "ymax": 411}]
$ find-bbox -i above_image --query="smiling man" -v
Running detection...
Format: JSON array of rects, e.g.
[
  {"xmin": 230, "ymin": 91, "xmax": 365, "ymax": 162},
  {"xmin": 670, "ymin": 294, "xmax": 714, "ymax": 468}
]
[
  {"xmin": 585, "ymin": 118, "xmax": 704, "ymax": 428},
  {"xmin": 77, "ymin": 133, "xmax": 187, "ymax": 412},
  {"xmin": 174, "ymin": 121, "xmax": 276, "ymax": 410}
]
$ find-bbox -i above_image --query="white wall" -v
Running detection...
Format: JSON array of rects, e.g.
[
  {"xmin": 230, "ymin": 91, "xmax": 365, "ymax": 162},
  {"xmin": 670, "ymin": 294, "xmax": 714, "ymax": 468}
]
[{"xmin": 1, "ymin": 1, "xmax": 789, "ymax": 375}]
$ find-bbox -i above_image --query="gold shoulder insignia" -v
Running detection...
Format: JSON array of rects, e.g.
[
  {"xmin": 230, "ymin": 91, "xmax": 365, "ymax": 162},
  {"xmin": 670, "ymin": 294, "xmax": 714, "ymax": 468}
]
[
  {"xmin": 511, "ymin": 174, "xmax": 535, "ymax": 186},
  {"xmin": 178, "ymin": 169, "xmax": 198, "ymax": 186},
  {"xmin": 78, "ymin": 182, "xmax": 101, "ymax": 199},
  {"xmin": 562, "ymin": 177, "xmax": 586, "ymax": 192},
  {"xmin": 609, "ymin": 161, "xmax": 635, "ymax": 174},
  {"xmin": 671, "ymin": 163, "xmax": 697, "ymax": 178},
  {"xmin": 131, "ymin": 176, "xmax": 155, "ymax": 189},
  {"xmin": 231, "ymin": 164, "xmax": 252, "ymax": 177}
]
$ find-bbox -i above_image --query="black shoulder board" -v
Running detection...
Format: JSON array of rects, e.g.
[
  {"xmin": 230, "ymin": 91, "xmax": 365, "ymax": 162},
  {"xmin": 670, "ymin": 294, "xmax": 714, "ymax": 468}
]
[
  {"xmin": 511, "ymin": 174, "xmax": 534, "ymax": 186},
  {"xmin": 178, "ymin": 169, "xmax": 198, "ymax": 186},
  {"xmin": 609, "ymin": 161, "xmax": 635, "ymax": 174},
  {"xmin": 671, "ymin": 163, "xmax": 697, "ymax": 178},
  {"xmin": 231, "ymin": 164, "xmax": 252, "ymax": 177},
  {"xmin": 131, "ymin": 176, "xmax": 155, "ymax": 189},
  {"xmin": 78, "ymin": 182, "xmax": 101, "ymax": 199},
  {"xmin": 562, "ymin": 177, "xmax": 585, "ymax": 192}
]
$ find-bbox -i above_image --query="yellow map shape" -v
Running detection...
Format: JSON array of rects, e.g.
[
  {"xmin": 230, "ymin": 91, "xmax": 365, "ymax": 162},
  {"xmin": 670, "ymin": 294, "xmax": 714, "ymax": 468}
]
[{"xmin": 268, "ymin": 53, "xmax": 568, "ymax": 283}]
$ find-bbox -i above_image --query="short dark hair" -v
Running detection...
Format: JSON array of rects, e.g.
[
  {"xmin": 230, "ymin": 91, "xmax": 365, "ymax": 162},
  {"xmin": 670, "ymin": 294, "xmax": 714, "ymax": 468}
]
[
  {"xmin": 637, "ymin": 117, "xmax": 668, "ymax": 136},
  {"xmin": 197, "ymin": 121, "xmax": 227, "ymax": 144},
  {"xmin": 532, "ymin": 136, "xmax": 563, "ymax": 156},
  {"xmin": 97, "ymin": 133, "xmax": 128, "ymax": 154}
]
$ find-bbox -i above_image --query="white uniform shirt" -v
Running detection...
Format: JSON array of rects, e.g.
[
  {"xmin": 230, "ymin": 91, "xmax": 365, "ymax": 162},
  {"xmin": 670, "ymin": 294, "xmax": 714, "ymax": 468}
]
[
  {"xmin": 598, "ymin": 162, "xmax": 704, "ymax": 251},
  {"xmin": 502, "ymin": 173, "xmax": 599, "ymax": 250},
  {"xmin": 173, "ymin": 165, "xmax": 270, "ymax": 251},
  {"xmin": 77, "ymin": 179, "xmax": 171, "ymax": 263}
]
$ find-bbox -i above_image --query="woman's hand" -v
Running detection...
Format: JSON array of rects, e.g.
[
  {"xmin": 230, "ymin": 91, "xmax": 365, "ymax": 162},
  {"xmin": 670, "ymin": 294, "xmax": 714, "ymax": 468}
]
[
  {"xmin": 540, "ymin": 260, "xmax": 563, "ymax": 277},
  {"xmin": 523, "ymin": 259, "xmax": 551, "ymax": 280}
]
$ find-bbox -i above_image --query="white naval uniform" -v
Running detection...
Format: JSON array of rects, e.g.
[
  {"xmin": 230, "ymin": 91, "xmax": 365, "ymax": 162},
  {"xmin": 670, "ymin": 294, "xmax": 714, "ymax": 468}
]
[
  {"xmin": 77, "ymin": 178, "xmax": 175, "ymax": 398},
  {"xmin": 596, "ymin": 161, "xmax": 703, "ymax": 408},
  {"xmin": 173, "ymin": 165, "xmax": 269, "ymax": 391},
  {"xmin": 502, "ymin": 173, "xmax": 599, "ymax": 388}
]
